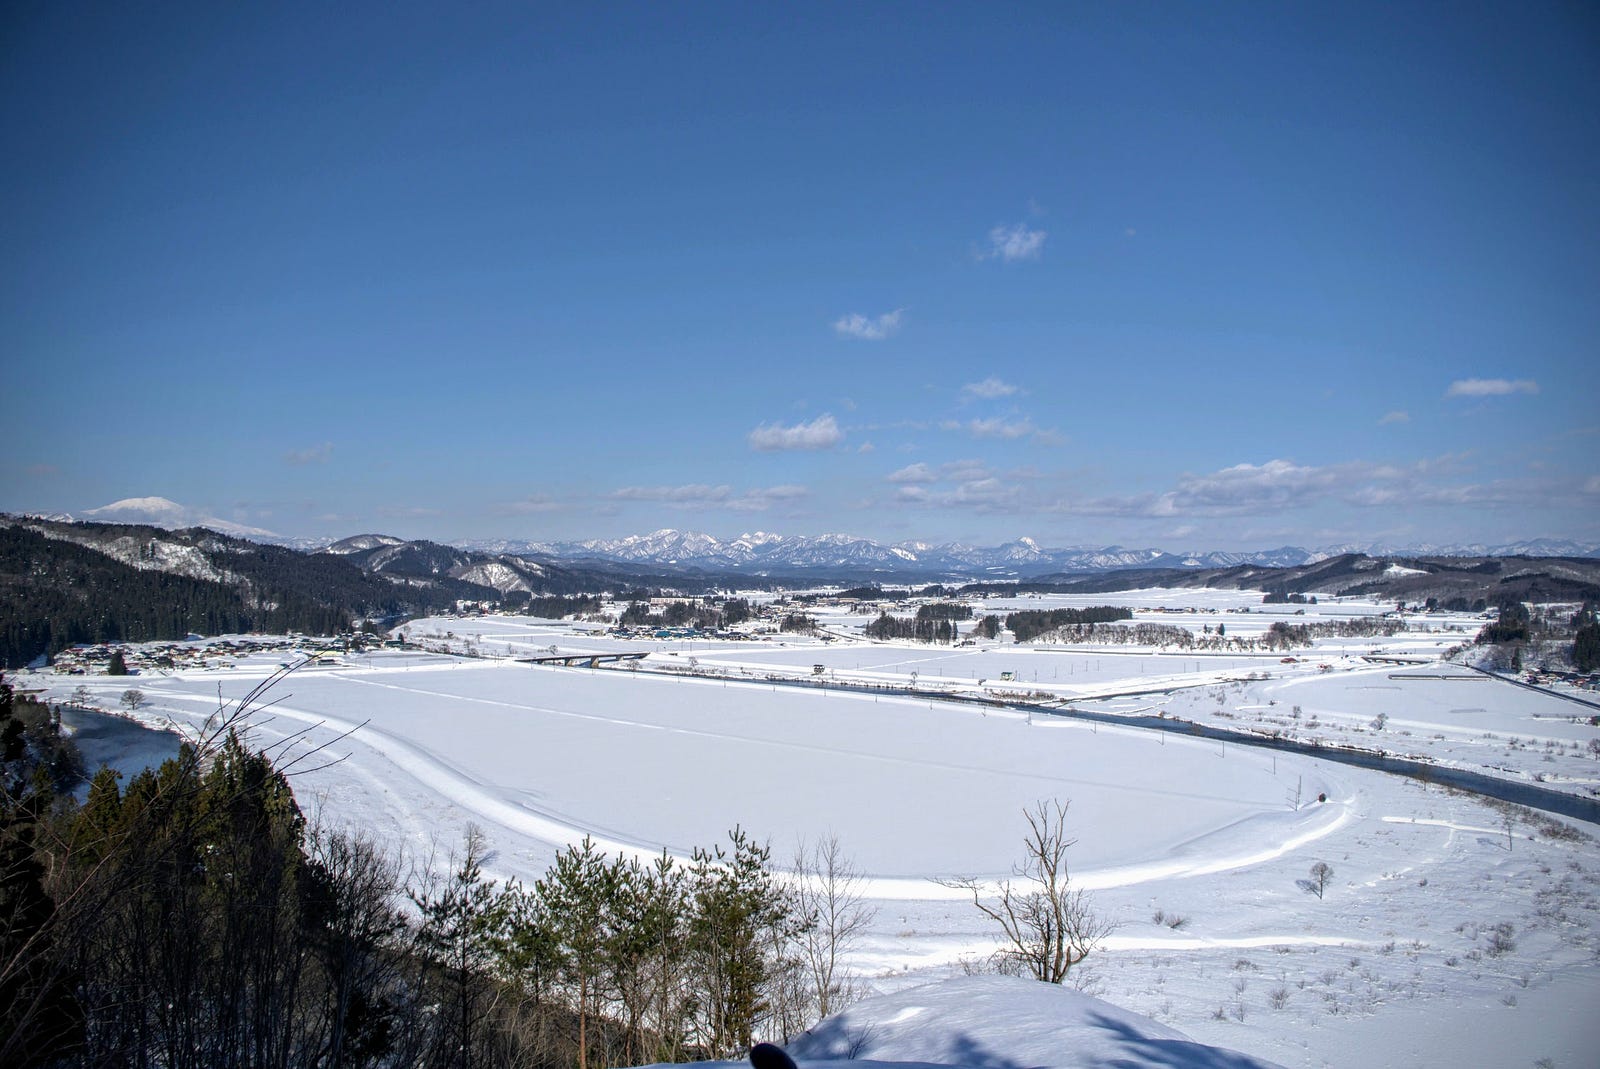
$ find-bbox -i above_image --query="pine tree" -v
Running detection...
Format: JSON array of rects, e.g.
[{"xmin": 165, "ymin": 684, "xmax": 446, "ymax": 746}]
[
  {"xmin": 688, "ymin": 827, "xmax": 797, "ymax": 1056},
  {"xmin": 537, "ymin": 836, "xmax": 614, "ymax": 1069},
  {"xmin": 412, "ymin": 827, "xmax": 502, "ymax": 1069}
]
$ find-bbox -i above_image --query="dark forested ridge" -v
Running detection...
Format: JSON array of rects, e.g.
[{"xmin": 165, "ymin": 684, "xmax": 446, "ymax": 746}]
[
  {"xmin": 0, "ymin": 524, "xmax": 361, "ymax": 667},
  {"xmin": 970, "ymin": 554, "xmax": 1600, "ymax": 606},
  {"xmin": 0, "ymin": 518, "xmax": 738, "ymax": 668}
]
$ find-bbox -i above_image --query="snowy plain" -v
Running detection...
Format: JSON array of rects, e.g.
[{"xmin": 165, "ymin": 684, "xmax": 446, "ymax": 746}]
[{"xmin": 30, "ymin": 592, "xmax": 1600, "ymax": 1069}]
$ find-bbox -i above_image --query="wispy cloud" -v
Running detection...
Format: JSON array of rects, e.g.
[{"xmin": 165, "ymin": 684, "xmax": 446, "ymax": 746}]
[
  {"xmin": 495, "ymin": 494, "xmax": 570, "ymax": 515},
  {"xmin": 285, "ymin": 442, "xmax": 333, "ymax": 465},
  {"xmin": 833, "ymin": 309, "xmax": 903, "ymax": 340},
  {"xmin": 962, "ymin": 377, "xmax": 1018, "ymax": 400},
  {"xmin": 376, "ymin": 505, "xmax": 441, "ymax": 519},
  {"xmin": 607, "ymin": 483, "xmax": 808, "ymax": 512},
  {"xmin": 730, "ymin": 485, "xmax": 809, "ymax": 511},
  {"xmin": 981, "ymin": 223, "xmax": 1046, "ymax": 262},
  {"xmin": 1445, "ymin": 378, "xmax": 1539, "ymax": 397},
  {"xmin": 940, "ymin": 416, "xmax": 1059, "ymax": 443},
  {"xmin": 895, "ymin": 477, "xmax": 1022, "ymax": 513},
  {"xmin": 748, "ymin": 414, "xmax": 844, "ymax": 451},
  {"xmin": 1054, "ymin": 456, "xmax": 1556, "ymax": 519},
  {"xmin": 1378, "ymin": 410, "xmax": 1410, "ymax": 425},
  {"xmin": 610, "ymin": 484, "xmax": 732, "ymax": 506}
]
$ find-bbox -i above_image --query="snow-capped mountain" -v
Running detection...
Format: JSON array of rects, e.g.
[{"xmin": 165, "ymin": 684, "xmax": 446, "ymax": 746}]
[
  {"xmin": 456, "ymin": 530, "xmax": 1332, "ymax": 578},
  {"xmin": 43, "ymin": 499, "xmax": 1600, "ymax": 581},
  {"xmin": 456, "ymin": 529, "xmax": 1600, "ymax": 579},
  {"xmin": 81, "ymin": 496, "xmax": 282, "ymax": 540},
  {"xmin": 324, "ymin": 533, "xmax": 409, "ymax": 554}
]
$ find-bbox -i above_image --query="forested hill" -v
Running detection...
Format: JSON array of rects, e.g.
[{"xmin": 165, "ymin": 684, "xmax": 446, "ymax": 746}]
[
  {"xmin": 0, "ymin": 521, "xmax": 478, "ymax": 668},
  {"xmin": 0, "ymin": 517, "xmax": 724, "ymax": 669},
  {"xmin": 1003, "ymin": 553, "xmax": 1600, "ymax": 607}
]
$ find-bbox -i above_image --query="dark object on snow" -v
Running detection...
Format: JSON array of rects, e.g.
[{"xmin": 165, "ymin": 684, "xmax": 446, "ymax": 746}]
[{"xmin": 750, "ymin": 1042, "xmax": 798, "ymax": 1069}]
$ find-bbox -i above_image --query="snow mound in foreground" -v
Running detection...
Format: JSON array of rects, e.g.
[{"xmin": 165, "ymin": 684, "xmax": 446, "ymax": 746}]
[{"xmin": 646, "ymin": 976, "xmax": 1285, "ymax": 1069}]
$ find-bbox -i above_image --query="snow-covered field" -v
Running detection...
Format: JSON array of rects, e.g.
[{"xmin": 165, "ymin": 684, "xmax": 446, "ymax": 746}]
[{"xmin": 30, "ymin": 598, "xmax": 1600, "ymax": 1069}]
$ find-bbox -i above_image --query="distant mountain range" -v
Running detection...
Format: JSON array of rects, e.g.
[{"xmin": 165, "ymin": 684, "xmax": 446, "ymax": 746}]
[
  {"xmin": 455, "ymin": 528, "xmax": 1600, "ymax": 580},
  {"xmin": 26, "ymin": 499, "xmax": 1600, "ymax": 581},
  {"xmin": 7, "ymin": 509, "xmax": 1600, "ymax": 668}
]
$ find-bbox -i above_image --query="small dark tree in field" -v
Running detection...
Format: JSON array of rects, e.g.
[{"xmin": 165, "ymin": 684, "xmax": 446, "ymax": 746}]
[
  {"xmin": 1309, "ymin": 861, "xmax": 1333, "ymax": 899},
  {"xmin": 106, "ymin": 650, "xmax": 128, "ymax": 675},
  {"xmin": 946, "ymin": 800, "xmax": 1113, "ymax": 984},
  {"xmin": 119, "ymin": 689, "xmax": 144, "ymax": 711}
]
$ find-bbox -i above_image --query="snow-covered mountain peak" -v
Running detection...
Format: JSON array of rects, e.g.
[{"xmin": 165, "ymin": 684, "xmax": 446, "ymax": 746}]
[
  {"xmin": 86, "ymin": 496, "xmax": 188, "ymax": 517},
  {"xmin": 325, "ymin": 533, "xmax": 408, "ymax": 554},
  {"xmin": 80, "ymin": 497, "xmax": 280, "ymax": 540}
]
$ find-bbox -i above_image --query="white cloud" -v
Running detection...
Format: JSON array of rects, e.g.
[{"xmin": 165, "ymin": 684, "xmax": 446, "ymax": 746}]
[
  {"xmin": 748, "ymin": 414, "xmax": 844, "ymax": 451},
  {"xmin": 982, "ymin": 223, "xmax": 1046, "ymax": 262},
  {"xmin": 962, "ymin": 377, "xmax": 1018, "ymax": 400},
  {"xmin": 887, "ymin": 463, "xmax": 938, "ymax": 484},
  {"xmin": 1378, "ymin": 410, "xmax": 1410, "ymax": 425},
  {"xmin": 895, "ymin": 477, "xmax": 1022, "ymax": 513},
  {"xmin": 285, "ymin": 442, "xmax": 333, "ymax": 465},
  {"xmin": 833, "ymin": 309, "xmax": 903, "ymax": 340},
  {"xmin": 1445, "ymin": 378, "xmax": 1539, "ymax": 397}
]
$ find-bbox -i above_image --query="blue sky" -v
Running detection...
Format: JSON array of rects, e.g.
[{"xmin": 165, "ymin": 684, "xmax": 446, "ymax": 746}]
[{"xmin": 3, "ymin": 2, "xmax": 1595, "ymax": 549}]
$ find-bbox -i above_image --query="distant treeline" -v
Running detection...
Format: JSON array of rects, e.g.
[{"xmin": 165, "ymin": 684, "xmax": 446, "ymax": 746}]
[
  {"xmin": 1025, "ymin": 615, "xmax": 1404, "ymax": 650},
  {"xmin": 1005, "ymin": 606, "xmax": 1132, "ymax": 643},
  {"xmin": 862, "ymin": 603, "xmax": 971, "ymax": 643},
  {"xmin": 505, "ymin": 593, "xmax": 604, "ymax": 617},
  {"xmin": 619, "ymin": 597, "xmax": 754, "ymax": 631}
]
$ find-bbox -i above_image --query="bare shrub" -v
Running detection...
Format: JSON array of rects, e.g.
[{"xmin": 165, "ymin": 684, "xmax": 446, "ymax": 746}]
[{"xmin": 944, "ymin": 800, "xmax": 1115, "ymax": 984}]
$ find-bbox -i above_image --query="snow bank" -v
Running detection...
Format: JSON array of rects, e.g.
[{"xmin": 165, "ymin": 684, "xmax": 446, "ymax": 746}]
[{"xmin": 636, "ymin": 976, "xmax": 1284, "ymax": 1069}]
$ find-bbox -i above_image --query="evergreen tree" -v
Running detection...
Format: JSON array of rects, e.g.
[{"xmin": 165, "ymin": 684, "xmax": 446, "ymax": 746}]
[
  {"xmin": 411, "ymin": 827, "xmax": 502, "ymax": 1069},
  {"xmin": 537, "ymin": 836, "xmax": 614, "ymax": 1069},
  {"xmin": 1573, "ymin": 619, "xmax": 1600, "ymax": 672},
  {"xmin": 688, "ymin": 827, "xmax": 798, "ymax": 1057}
]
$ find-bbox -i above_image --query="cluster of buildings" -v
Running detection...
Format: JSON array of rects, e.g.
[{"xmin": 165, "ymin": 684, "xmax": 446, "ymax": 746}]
[{"xmin": 47, "ymin": 632, "xmax": 394, "ymax": 676}]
